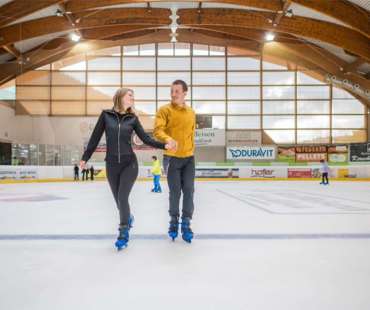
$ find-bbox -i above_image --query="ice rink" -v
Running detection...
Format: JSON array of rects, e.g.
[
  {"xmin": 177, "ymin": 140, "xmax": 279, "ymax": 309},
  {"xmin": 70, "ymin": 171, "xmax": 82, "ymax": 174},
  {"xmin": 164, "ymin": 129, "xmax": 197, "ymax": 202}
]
[{"xmin": 1, "ymin": 180, "xmax": 370, "ymax": 310}]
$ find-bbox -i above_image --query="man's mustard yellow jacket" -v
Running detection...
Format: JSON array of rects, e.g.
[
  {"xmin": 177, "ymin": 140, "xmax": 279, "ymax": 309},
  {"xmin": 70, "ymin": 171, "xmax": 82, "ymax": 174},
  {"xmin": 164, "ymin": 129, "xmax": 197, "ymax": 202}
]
[{"xmin": 153, "ymin": 103, "xmax": 196, "ymax": 158}]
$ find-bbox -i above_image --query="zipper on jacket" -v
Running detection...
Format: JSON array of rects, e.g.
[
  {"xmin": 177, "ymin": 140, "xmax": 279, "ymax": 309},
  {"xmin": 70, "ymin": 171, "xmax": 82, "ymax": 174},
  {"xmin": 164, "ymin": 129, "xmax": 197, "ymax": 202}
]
[
  {"xmin": 114, "ymin": 112, "xmax": 131, "ymax": 164},
  {"xmin": 115, "ymin": 113, "xmax": 121, "ymax": 163}
]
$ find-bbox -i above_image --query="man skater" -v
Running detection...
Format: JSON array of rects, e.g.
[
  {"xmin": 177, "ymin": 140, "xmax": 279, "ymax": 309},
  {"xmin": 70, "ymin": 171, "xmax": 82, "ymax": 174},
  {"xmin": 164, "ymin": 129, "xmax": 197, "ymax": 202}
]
[
  {"xmin": 320, "ymin": 159, "xmax": 329, "ymax": 185},
  {"xmin": 154, "ymin": 80, "xmax": 196, "ymax": 243}
]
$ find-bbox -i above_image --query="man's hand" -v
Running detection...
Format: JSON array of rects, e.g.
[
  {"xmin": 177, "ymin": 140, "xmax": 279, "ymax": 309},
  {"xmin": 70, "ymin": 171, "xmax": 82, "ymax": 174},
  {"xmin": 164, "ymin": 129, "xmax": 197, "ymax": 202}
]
[{"xmin": 165, "ymin": 139, "xmax": 177, "ymax": 151}]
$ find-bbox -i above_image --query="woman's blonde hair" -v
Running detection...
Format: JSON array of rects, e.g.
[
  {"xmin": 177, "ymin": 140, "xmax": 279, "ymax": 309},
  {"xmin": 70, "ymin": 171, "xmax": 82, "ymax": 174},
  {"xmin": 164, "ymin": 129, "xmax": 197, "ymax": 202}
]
[{"xmin": 113, "ymin": 88, "xmax": 136, "ymax": 114}]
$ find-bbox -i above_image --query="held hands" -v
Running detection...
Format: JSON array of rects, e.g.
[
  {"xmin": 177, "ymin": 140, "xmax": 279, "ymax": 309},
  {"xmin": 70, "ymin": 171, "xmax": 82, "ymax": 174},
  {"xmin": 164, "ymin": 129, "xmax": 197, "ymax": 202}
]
[{"xmin": 165, "ymin": 139, "xmax": 178, "ymax": 151}]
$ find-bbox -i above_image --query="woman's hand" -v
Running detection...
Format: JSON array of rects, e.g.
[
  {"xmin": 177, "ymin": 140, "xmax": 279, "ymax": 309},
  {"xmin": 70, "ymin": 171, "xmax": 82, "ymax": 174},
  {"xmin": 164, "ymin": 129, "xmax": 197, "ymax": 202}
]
[
  {"xmin": 165, "ymin": 139, "xmax": 177, "ymax": 151},
  {"xmin": 80, "ymin": 160, "xmax": 87, "ymax": 170}
]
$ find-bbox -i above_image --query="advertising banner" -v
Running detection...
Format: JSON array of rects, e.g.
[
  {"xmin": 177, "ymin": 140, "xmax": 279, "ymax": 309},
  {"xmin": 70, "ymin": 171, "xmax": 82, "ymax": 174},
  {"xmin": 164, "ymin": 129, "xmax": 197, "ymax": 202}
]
[
  {"xmin": 349, "ymin": 143, "xmax": 370, "ymax": 162},
  {"xmin": 195, "ymin": 129, "xmax": 225, "ymax": 146},
  {"xmin": 227, "ymin": 146, "xmax": 276, "ymax": 161},
  {"xmin": 288, "ymin": 168, "xmax": 312, "ymax": 178},
  {"xmin": 195, "ymin": 168, "xmax": 239, "ymax": 178}
]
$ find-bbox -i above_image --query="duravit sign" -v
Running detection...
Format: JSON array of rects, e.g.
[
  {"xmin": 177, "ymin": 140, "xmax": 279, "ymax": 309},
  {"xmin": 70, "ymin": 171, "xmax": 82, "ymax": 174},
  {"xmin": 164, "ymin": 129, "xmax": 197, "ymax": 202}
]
[{"xmin": 227, "ymin": 146, "xmax": 276, "ymax": 160}]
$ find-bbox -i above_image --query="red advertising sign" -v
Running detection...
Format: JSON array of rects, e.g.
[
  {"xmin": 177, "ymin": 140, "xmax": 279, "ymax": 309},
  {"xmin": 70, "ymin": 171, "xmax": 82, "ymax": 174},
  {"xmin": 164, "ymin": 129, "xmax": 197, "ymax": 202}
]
[{"xmin": 288, "ymin": 168, "xmax": 312, "ymax": 178}]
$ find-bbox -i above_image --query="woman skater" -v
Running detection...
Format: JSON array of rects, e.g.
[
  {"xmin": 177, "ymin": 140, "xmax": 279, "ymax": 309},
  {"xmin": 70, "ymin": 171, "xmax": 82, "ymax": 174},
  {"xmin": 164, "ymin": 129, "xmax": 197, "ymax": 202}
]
[{"xmin": 80, "ymin": 88, "xmax": 175, "ymax": 250}]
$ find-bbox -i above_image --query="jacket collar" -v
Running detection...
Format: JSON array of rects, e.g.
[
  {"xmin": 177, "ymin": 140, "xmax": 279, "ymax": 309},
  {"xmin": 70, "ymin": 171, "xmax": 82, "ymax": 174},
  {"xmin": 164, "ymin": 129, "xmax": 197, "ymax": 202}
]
[
  {"xmin": 105, "ymin": 108, "xmax": 135, "ymax": 118},
  {"xmin": 170, "ymin": 102, "xmax": 187, "ymax": 110}
]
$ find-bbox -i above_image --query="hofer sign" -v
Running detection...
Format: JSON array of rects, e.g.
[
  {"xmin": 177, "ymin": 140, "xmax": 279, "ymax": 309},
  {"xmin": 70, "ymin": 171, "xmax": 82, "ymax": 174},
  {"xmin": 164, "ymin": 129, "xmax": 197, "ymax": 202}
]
[{"xmin": 227, "ymin": 146, "xmax": 276, "ymax": 161}]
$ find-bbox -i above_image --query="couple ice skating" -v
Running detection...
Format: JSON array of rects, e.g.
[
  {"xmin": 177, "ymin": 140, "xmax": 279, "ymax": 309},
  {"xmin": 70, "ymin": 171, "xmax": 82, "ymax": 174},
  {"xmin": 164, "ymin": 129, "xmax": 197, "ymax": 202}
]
[{"xmin": 80, "ymin": 80, "xmax": 196, "ymax": 250}]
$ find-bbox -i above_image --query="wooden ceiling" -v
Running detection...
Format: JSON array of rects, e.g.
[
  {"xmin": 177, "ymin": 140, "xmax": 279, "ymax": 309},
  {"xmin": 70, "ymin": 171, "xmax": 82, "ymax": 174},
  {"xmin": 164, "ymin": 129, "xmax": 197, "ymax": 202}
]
[{"xmin": 0, "ymin": 0, "xmax": 369, "ymax": 103}]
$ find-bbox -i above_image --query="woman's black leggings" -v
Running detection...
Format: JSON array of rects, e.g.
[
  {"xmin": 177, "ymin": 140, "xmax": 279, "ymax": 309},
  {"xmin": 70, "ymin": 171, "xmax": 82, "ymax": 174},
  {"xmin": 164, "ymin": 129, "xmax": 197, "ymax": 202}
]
[{"xmin": 106, "ymin": 154, "xmax": 138, "ymax": 228}]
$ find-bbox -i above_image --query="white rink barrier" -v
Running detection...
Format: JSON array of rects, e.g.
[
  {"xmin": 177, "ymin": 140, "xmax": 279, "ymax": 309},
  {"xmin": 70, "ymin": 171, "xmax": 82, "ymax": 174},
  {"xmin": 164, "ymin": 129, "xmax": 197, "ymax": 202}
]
[{"xmin": 2, "ymin": 165, "xmax": 370, "ymax": 180}]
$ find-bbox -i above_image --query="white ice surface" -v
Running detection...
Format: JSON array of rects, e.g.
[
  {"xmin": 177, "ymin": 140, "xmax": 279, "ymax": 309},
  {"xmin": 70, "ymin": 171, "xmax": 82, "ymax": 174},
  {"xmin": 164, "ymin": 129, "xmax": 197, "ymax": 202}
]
[{"xmin": 0, "ymin": 180, "xmax": 370, "ymax": 309}]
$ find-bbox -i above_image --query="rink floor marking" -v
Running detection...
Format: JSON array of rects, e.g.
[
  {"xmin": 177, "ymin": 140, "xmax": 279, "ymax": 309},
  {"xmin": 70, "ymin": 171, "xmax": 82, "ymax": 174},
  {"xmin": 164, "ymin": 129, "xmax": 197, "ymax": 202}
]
[
  {"xmin": 217, "ymin": 189, "xmax": 370, "ymax": 215},
  {"xmin": 1, "ymin": 234, "xmax": 370, "ymax": 240}
]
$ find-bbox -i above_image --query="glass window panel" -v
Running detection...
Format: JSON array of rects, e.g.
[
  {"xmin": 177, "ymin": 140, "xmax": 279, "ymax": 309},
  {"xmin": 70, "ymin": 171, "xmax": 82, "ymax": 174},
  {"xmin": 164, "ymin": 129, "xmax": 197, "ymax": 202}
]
[
  {"xmin": 228, "ymin": 101, "xmax": 260, "ymax": 114},
  {"xmin": 211, "ymin": 116, "xmax": 225, "ymax": 129},
  {"xmin": 158, "ymin": 57, "xmax": 190, "ymax": 71},
  {"xmin": 193, "ymin": 72, "xmax": 225, "ymax": 85},
  {"xmin": 297, "ymin": 86, "xmax": 329, "ymax": 99},
  {"xmin": 263, "ymin": 101, "xmax": 294, "ymax": 114},
  {"xmin": 61, "ymin": 145, "xmax": 83, "ymax": 165},
  {"xmin": 263, "ymin": 86, "xmax": 294, "ymax": 100},
  {"xmin": 297, "ymin": 71, "xmax": 325, "ymax": 85},
  {"xmin": 135, "ymin": 102, "xmax": 156, "ymax": 115},
  {"xmin": 123, "ymin": 72, "xmax": 155, "ymax": 85},
  {"xmin": 87, "ymin": 101, "xmax": 113, "ymax": 115},
  {"xmin": 263, "ymin": 61, "xmax": 287, "ymax": 70},
  {"xmin": 332, "ymin": 115, "xmax": 365, "ymax": 128},
  {"xmin": 193, "ymin": 44, "xmax": 209, "ymax": 56},
  {"xmin": 263, "ymin": 116, "xmax": 295, "ymax": 129},
  {"xmin": 228, "ymin": 72, "xmax": 260, "ymax": 85},
  {"xmin": 17, "ymin": 86, "xmax": 50, "ymax": 100},
  {"xmin": 16, "ymin": 71, "xmax": 50, "ymax": 85},
  {"xmin": 16, "ymin": 100, "xmax": 50, "ymax": 115},
  {"xmin": 264, "ymin": 130, "xmax": 295, "ymax": 144},
  {"xmin": 193, "ymin": 101, "xmax": 225, "ymax": 114},
  {"xmin": 123, "ymin": 57, "xmax": 155, "ymax": 70},
  {"xmin": 123, "ymin": 45, "xmax": 139, "ymax": 56},
  {"xmin": 0, "ymin": 79, "xmax": 15, "ymax": 100},
  {"xmin": 158, "ymin": 43, "xmax": 174, "ymax": 56},
  {"xmin": 158, "ymin": 87, "xmax": 170, "ymax": 101},
  {"xmin": 210, "ymin": 46, "xmax": 225, "ymax": 56},
  {"xmin": 158, "ymin": 72, "xmax": 191, "ymax": 85},
  {"xmin": 29, "ymin": 144, "xmax": 39, "ymax": 165},
  {"xmin": 263, "ymin": 71, "xmax": 295, "ymax": 85},
  {"xmin": 297, "ymin": 101, "xmax": 329, "ymax": 114},
  {"xmin": 228, "ymin": 86, "xmax": 260, "ymax": 100},
  {"xmin": 333, "ymin": 87, "xmax": 354, "ymax": 99},
  {"xmin": 88, "ymin": 57, "xmax": 120, "ymax": 71},
  {"xmin": 297, "ymin": 115, "xmax": 330, "ymax": 128},
  {"xmin": 140, "ymin": 44, "xmax": 155, "ymax": 56},
  {"xmin": 52, "ymin": 101, "xmax": 85, "ymax": 115},
  {"xmin": 88, "ymin": 72, "xmax": 120, "ymax": 85},
  {"xmin": 88, "ymin": 46, "xmax": 121, "ymax": 56},
  {"xmin": 87, "ymin": 86, "xmax": 117, "ymax": 100},
  {"xmin": 228, "ymin": 116, "xmax": 260, "ymax": 129},
  {"xmin": 332, "ymin": 130, "xmax": 367, "ymax": 143},
  {"xmin": 52, "ymin": 55, "xmax": 86, "ymax": 71},
  {"xmin": 175, "ymin": 43, "xmax": 190, "ymax": 56},
  {"xmin": 193, "ymin": 57, "xmax": 225, "ymax": 71},
  {"xmin": 228, "ymin": 57, "xmax": 260, "ymax": 70},
  {"xmin": 193, "ymin": 86, "xmax": 225, "ymax": 100},
  {"xmin": 52, "ymin": 87, "xmax": 85, "ymax": 100},
  {"xmin": 297, "ymin": 130, "xmax": 330, "ymax": 144},
  {"xmin": 131, "ymin": 87, "xmax": 156, "ymax": 100},
  {"xmin": 332, "ymin": 99, "xmax": 365, "ymax": 114},
  {"xmin": 52, "ymin": 71, "xmax": 85, "ymax": 85}
]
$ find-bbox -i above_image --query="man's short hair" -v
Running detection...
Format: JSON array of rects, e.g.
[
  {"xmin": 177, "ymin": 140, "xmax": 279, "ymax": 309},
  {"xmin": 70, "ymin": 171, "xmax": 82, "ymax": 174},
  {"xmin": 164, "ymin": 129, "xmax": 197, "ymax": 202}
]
[
  {"xmin": 172, "ymin": 80, "xmax": 188, "ymax": 92},
  {"xmin": 152, "ymin": 156, "xmax": 157, "ymax": 160}
]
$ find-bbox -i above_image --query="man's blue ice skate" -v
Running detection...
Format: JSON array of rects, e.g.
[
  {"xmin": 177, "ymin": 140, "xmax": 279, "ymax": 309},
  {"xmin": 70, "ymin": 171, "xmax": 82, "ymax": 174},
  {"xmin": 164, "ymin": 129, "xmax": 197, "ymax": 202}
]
[
  {"xmin": 181, "ymin": 218, "xmax": 193, "ymax": 243},
  {"xmin": 168, "ymin": 217, "xmax": 179, "ymax": 241}
]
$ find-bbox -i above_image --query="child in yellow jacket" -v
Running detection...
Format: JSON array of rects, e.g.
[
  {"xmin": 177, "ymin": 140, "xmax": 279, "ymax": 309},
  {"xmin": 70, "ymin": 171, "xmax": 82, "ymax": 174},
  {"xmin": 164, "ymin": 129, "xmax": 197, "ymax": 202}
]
[{"xmin": 151, "ymin": 156, "xmax": 162, "ymax": 193}]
